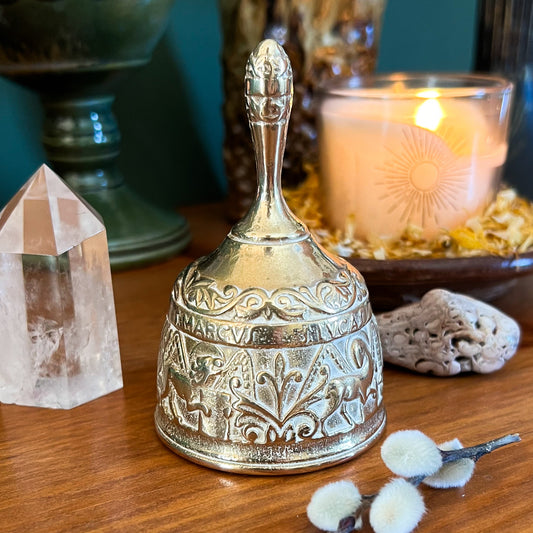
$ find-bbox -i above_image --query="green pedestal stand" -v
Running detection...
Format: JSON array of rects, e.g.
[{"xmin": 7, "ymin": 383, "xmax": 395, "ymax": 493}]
[
  {"xmin": 42, "ymin": 96, "xmax": 189, "ymax": 270},
  {"xmin": 0, "ymin": 0, "xmax": 190, "ymax": 269}
]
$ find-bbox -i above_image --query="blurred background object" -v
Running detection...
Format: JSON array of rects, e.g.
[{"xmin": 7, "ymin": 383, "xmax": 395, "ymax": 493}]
[
  {"xmin": 0, "ymin": 0, "xmax": 191, "ymax": 269},
  {"xmin": 0, "ymin": 0, "xmax": 480, "ymax": 222},
  {"xmin": 220, "ymin": 0, "xmax": 386, "ymax": 220},
  {"xmin": 476, "ymin": 0, "xmax": 533, "ymax": 199}
]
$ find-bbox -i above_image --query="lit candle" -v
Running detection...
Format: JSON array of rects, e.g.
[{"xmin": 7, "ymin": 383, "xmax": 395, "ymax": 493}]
[{"xmin": 318, "ymin": 76, "xmax": 512, "ymax": 240}]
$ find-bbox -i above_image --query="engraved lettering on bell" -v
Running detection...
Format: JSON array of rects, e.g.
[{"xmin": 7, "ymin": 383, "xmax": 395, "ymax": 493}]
[{"xmin": 155, "ymin": 40, "xmax": 385, "ymax": 473}]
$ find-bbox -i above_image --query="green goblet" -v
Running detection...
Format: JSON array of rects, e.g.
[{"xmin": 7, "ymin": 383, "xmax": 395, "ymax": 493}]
[{"xmin": 0, "ymin": 0, "xmax": 190, "ymax": 269}]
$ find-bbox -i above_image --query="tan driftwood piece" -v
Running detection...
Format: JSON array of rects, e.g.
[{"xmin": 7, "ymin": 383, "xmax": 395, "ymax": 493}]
[{"xmin": 376, "ymin": 289, "xmax": 520, "ymax": 375}]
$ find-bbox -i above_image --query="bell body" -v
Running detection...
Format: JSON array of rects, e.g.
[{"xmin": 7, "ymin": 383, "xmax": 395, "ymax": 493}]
[
  {"xmin": 155, "ymin": 234, "xmax": 385, "ymax": 473},
  {"xmin": 155, "ymin": 39, "xmax": 385, "ymax": 473}
]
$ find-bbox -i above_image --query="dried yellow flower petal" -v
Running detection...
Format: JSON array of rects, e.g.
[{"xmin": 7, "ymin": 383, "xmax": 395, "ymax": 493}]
[
  {"xmin": 448, "ymin": 228, "xmax": 487, "ymax": 251},
  {"xmin": 284, "ymin": 167, "xmax": 533, "ymax": 260}
]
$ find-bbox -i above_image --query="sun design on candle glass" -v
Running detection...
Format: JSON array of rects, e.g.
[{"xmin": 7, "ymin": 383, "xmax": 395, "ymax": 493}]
[{"xmin": 376, "ymin": 95, "xmax": 470, "ymax": 227}]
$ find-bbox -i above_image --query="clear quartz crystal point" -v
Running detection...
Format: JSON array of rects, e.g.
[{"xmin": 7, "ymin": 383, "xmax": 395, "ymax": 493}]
[{"xmin": 0, "ymin": 164, "xmax": 123, "ymax": 409}]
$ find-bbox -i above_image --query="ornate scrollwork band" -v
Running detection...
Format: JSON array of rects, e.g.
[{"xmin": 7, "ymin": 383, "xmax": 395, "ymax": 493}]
[{"xmin": 175, "ymin": 260, "xmax": 369, "ymax": 322}]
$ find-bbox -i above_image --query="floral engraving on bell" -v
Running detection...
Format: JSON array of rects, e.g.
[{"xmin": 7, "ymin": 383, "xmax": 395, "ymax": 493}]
[
  {"xmin": 247, "ymin": 42, "xmax": 290, "ymax": 80},
  {"xmin": 245, "ymin": 42, "xmax": 293, "ymax": 125},
  {"xmin": 247, "ymin": 94, "xmax": 292, "ymax": 124},
  {"xmin": 157, "ymin": 317, "xmax": 383, "ymax": 446}
]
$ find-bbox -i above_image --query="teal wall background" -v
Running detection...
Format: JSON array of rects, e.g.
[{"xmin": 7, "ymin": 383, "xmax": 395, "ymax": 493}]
[{"xmin": 0, "ymin": 0, "xmax": 478, "ymax": 209}]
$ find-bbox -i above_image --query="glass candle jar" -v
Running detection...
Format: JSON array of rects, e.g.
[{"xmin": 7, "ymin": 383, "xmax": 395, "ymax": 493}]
[{"xmin": 318, "ymin": 74, "xmax": 513, "ymax": 240}]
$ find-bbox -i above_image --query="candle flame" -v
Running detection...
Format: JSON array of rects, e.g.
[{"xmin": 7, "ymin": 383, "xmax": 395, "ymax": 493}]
[
  {"xmin": 416, "ymin": 90, "xmax": 441, "ymax": 99},
  {"xmin": 415, "ymin": 96, "xmax": 444, "ymax": 132}
]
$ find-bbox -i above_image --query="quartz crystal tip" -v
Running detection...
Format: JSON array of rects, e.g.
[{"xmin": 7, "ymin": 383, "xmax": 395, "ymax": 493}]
[{"xmin": 0, "ymin": 164, "xmax": 104, "ymax": 255}]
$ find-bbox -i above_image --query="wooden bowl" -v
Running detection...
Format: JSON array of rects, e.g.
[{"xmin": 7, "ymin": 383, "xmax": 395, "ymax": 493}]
[{"xmin": 349, "ymin": 252, "xmax": 533, "ymax": 311}]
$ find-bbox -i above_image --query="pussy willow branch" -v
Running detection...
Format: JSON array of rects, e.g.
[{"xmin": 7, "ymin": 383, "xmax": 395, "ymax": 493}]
[
  {"xmin": 441, "ymin": 433, "xmax": 520, "ymax": 463},
  {"xmin": 336, "ymin": 433, "xmax": 520, "ymax": 533},
  {"xmin": 408, "ymin": 433, "xmax": 521, "ymax": 486}
]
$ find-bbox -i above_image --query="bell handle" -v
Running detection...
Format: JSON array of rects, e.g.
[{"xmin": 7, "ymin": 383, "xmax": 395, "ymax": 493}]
[{"xmin": 230, "ymin": 39, "xmax": 307, "ymax": 243}]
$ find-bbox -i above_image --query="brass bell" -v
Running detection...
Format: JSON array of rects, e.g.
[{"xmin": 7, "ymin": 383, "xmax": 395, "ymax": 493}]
[{"xmin": 155, "ymin": 39, "xmax": 385, "ymax": 473}]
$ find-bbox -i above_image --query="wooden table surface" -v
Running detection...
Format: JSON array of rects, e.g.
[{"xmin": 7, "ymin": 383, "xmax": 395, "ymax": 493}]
[{"xmin": 1, "ymin": 204, "xmax": 532, "ymax": 533}]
